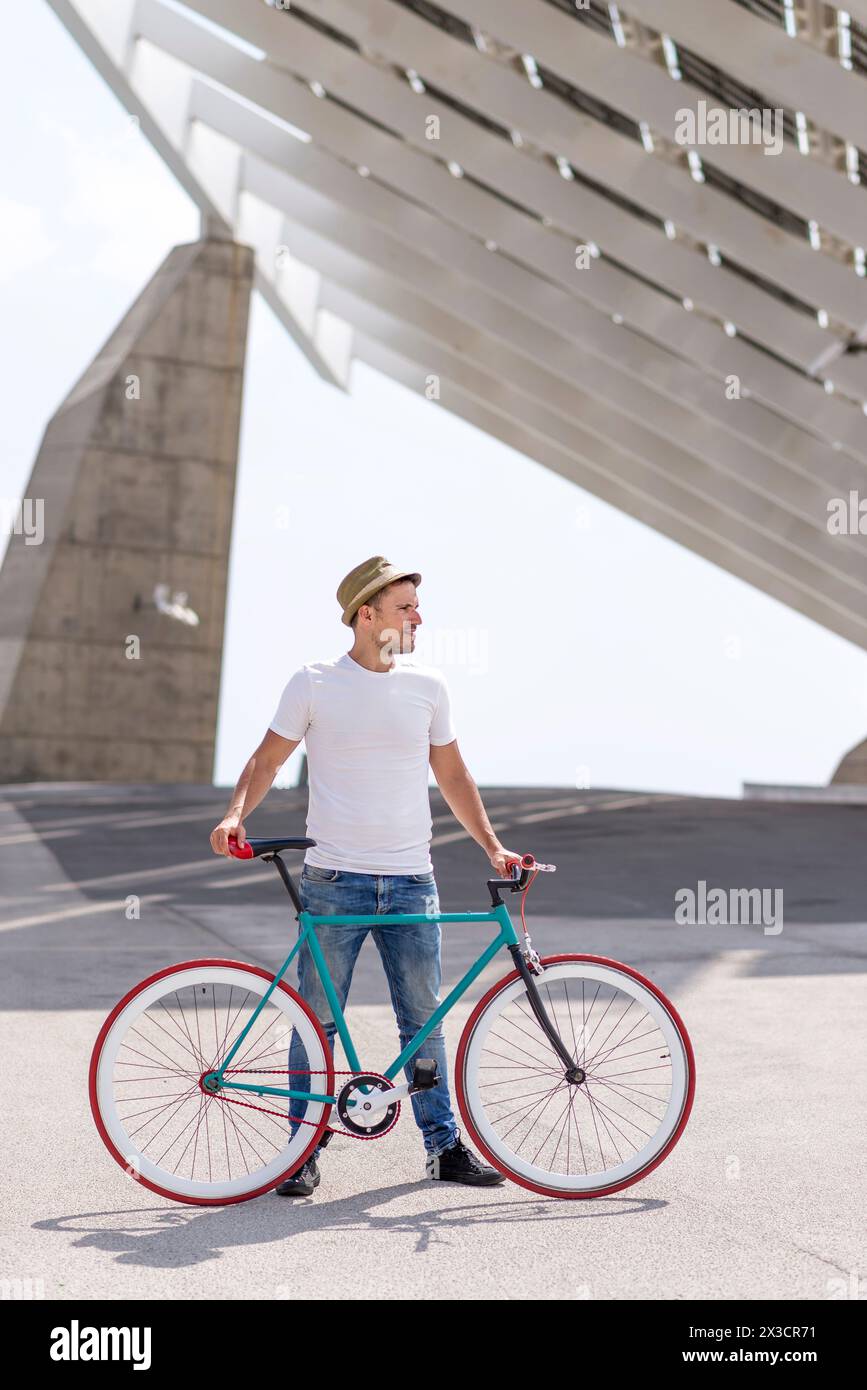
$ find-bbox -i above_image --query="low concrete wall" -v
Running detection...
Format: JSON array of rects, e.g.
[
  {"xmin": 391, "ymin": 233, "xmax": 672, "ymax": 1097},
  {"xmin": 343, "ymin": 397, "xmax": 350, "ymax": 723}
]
[{"xmin": 744, "ymin": 782, "xmax": 867, "ymax": 804}]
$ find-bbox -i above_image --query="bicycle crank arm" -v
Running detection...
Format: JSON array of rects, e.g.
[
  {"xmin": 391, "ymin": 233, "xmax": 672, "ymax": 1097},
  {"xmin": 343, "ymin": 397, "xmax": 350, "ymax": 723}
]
[
  {"xmin": 507, "ymin": 944, "xmax": 581, "ymax": 1075},
  {"xmin": 344, "ymin": 1059, "xmax": 440, "ymax": 1121},
  {"xmin": 349, "ymin": 1080, "xmax": 411, "ymax": 1119}
]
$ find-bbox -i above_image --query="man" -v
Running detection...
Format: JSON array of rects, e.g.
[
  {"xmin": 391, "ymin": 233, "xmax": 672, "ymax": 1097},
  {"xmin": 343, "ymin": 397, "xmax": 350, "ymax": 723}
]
[{"xmin": 210, "ymin": 556, "xmax": 519, "ymax": 1196}]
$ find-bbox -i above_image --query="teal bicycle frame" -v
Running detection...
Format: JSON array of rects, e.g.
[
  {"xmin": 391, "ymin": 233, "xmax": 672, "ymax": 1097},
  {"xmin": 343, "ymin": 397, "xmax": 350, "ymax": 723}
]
[{"xmin": 206, "ymin": 901, "xmax": 523, "ymax": 1107}]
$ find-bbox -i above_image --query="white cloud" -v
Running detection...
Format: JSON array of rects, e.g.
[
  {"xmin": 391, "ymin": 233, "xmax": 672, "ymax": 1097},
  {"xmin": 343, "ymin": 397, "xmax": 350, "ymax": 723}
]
[{"xmin": 0, "ymin": 198, "xmax": 59, "ymax": 282}]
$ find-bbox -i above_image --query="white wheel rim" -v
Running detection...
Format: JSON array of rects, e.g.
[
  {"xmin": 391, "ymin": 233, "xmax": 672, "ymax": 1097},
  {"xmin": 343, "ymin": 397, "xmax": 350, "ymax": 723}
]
[
  {"xmin": 95, "ymin": 966, "xmax": 329, "ymax": 1200},
  {"xmin": 463, "ymin": 962, "xmax": 689, "ymax": 1193}
]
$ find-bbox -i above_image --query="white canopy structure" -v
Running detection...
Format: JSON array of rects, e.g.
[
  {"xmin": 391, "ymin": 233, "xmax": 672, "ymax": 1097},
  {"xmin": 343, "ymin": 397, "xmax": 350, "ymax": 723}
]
[{"xmin": 46, "ymin": 0, "xmax": 867, "ymax": 652}]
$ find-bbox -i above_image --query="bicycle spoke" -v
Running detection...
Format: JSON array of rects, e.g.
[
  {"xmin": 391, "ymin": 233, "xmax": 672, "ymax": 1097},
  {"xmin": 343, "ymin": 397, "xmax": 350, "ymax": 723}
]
[
  {"xmin": 531, "ymin": 1090, "xmax": 575, "ymax": 1168},
  {"xmin": 479, "ymin": 1044, "xmax": 557, "ymax": 1077},
  {"xmin": 487, "ymin": 1025, "xmax": 560, "ymax": 1073},
  {"xmin": 466, "ymin": 962, "xmax": 688, "ymax": 1189},
  {"xmin": 585, "ymin": 1075, "xmax": 669, "ymax": 1121},
  {"xmin": 510, "ymin": 1083, "xmax": 570, "ymax": 1157},
  {"xmin": 500, "ymin": 1004, "xmax": 566, "ymax": 1064},
  {"xmin": 485, "ymin": 1080, "xmax": 569, "ymax": 1115},
  {"xmin": 125, "ymin": 1026, "xmax": 198, "ymax": 1077},
  {"xmin": 499, "ymin": 1077, "xmax": 565, "ymax": 1143}
]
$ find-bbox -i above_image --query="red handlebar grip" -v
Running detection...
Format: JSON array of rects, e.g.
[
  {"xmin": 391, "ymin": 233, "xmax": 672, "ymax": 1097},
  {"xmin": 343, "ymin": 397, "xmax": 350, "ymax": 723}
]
[
  {"xmin": 520, "ymin": 853, "xmax": 536, "ymax": 868},
  {"xmin": 227, "ymin": 833, "xmax": 253, "ymax": 859}
]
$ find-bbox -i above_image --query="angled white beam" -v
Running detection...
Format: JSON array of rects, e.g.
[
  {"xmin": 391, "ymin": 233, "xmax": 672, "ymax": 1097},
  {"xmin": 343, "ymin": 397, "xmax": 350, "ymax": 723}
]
[
  {"xmin": 184, "ymin": 72, "xmax": 832, "ymax": 380},
  {"xmin": 353, "ymin": 332, "xmax": 867, "ymax": 650},
  {"xmin": 280, "ymin": 0, "xmax": 867, "ymax": 334},
  {"xmin": 194, "ymin": 80, "xmax": 851, "ymax": 504},
  {"xmin": 236, "ymin": 135, "xmax": 867, "ymax": 527},
  {"xmin": 135, "ymin": 0, "xmax": 867, "ymax": 450},
  {"xmin": 236, "ymin": 131, "xmax": 867, "ymax": 502},
  {"xmin": 240, "ymin": 153, "xmax": 867, "ymax": 609},
  {"xmin": 435, "ymin": 0, "xmax": 867, "ymax": 256},
  {"xmin": 314, "ymin": 270, "xmax": 867, "ymax": 617},
  {"xmin": 44, "ymin": 0, "xmax": 346, "ymax": 387},
  {"xmin": 619, "ymin": 0, "xmax": 867, "ymax": 151},
  {"xmin": 180, "ymin": 115, "xmax": 354, "ymax": 383},
  {"xmin": 46, "ymin": 0, "xmax": 229, "ymax": 230},
  {"xmin": 186, "ymin": 79, "xmax": 867, "ymax": 500}
]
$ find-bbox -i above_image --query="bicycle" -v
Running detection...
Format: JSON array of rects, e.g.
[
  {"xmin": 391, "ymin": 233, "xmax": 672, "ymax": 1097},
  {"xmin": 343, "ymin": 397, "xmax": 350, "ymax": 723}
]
[{"xmin": 89, "ymin": 837, "xmax": 695, "ymax": 1205}]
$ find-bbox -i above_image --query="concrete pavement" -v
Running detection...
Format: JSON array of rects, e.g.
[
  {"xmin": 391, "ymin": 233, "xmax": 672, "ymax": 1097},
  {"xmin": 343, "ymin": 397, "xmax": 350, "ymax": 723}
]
[{"xmin": 1, "ymin": 784, "xmax": 864, "ymax": 1300}]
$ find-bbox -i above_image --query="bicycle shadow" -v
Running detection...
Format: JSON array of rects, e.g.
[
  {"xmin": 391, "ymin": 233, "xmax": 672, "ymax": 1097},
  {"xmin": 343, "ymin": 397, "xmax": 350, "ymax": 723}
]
[{"xmin": 33, "ymin": 1183, "xmax": 668, "ymax": 1272}]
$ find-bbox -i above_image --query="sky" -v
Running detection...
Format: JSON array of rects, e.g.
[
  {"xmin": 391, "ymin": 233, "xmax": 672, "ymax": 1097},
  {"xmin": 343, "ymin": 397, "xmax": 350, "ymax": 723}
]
[{"xmin": 2, "ymin": 1, "xmax": 866, "ymax": 797}]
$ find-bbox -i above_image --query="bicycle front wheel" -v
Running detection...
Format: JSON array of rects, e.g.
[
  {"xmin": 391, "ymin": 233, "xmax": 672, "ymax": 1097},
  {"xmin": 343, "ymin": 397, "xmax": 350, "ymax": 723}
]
[
  {"xmin": 90, "ymin": 959, "xmax": 334, "ymax": 1205},
  {"xmin": 456, "ymin": 954, "xmax": 695, "ymax": 1198}
]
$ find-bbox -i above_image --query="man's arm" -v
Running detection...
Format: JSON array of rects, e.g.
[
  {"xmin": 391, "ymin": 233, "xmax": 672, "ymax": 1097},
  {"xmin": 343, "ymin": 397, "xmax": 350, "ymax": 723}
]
[
  {"xmin": 429, "ymin": 740, "xmax": 519, "ymax": 876},
  {"xmin": 210, "ymin": 729, "xmax": 301, "ymax": 856}
]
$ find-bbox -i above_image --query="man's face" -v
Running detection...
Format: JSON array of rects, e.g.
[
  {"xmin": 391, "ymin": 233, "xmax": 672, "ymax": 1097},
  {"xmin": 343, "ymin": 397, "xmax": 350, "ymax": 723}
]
[{"xmin": 369, "ymin": 580, "xmax": 421, "ymax": 658}]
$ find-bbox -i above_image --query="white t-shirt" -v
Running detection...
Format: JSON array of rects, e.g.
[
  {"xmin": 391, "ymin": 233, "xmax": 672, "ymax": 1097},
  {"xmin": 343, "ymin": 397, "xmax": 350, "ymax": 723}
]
[{"xmin": 268, "ymin": 652, "xmax": 457, "ymax": 874}]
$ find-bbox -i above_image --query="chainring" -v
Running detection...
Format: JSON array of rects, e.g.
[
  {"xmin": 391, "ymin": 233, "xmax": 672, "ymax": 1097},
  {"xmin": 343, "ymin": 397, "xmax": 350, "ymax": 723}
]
[{"xmin": 336, "ymin": 1073, "xmax": 400, "ymax": 1137}]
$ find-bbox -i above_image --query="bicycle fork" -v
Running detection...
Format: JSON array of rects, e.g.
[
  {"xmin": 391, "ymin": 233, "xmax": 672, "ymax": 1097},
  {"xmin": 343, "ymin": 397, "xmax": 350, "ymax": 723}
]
[{"xmin": 507, "ymin": 944, "xmax": 586, "ymax": 1085}]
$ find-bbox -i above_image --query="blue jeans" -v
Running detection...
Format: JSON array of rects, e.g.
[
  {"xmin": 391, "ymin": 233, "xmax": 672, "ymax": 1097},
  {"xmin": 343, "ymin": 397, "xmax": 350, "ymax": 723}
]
[{"xmin": 287, "ymin": 865, "xmax": 460, "ymax": 1158}]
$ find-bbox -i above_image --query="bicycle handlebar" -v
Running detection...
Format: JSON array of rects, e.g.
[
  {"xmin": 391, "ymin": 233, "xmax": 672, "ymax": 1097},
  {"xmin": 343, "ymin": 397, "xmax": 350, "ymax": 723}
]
[
  {"xmin": 503, "ymin": 853, "xmax": 557, "ymax": 889},
  {"xmin": 226, "ymin": 835, "xmax": 556, "ymax": 889}
]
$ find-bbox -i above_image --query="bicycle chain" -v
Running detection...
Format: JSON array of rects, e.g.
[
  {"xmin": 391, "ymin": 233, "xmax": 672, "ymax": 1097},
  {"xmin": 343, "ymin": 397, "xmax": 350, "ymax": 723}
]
[{"xmin": 210, "ymin": 1068, "xmax": 398, "ymax": 1142}]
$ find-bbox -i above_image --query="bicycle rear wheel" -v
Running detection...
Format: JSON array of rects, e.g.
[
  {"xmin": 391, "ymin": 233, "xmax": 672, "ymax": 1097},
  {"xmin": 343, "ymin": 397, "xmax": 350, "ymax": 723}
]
[
  {"xmin": 456, "ymin": 954, "xmax": 695, "ymax": 1198},
  {"xmin": 90, "ymin": 959, "xmax": 334, "ymax": 1205}
]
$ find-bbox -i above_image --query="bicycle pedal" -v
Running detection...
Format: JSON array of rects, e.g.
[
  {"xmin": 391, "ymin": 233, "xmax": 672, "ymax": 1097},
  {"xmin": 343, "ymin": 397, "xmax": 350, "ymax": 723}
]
[{"xmin": 408, "ymin": 1058, "xmax": 440, "ymax": 1092}]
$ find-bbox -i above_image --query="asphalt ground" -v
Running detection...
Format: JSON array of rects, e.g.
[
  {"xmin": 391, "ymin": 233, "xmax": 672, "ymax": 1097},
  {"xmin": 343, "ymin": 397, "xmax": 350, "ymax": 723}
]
[{"xmin": 1, "ymin": 782, "xmax": 864, "ymax": 1301}]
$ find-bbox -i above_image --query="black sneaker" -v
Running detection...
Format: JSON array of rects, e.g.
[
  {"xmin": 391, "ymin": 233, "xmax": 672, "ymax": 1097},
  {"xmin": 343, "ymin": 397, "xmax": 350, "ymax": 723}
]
[
  {"xmin": 275, "ymin": 1154, "xmax": 320, "ymax": 1196},
  {"xmin": 425, "ymin": 1132, "xmax": 506, "ymax": 1186}
]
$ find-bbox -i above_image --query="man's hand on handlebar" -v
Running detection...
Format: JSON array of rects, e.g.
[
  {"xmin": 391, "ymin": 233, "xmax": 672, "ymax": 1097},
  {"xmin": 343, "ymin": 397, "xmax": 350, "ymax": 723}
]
[
  {"xmin": 488, "ymin": 845, "xmax": 523, "ymax": 878},
  {"xmin": 492, "ymin": 850, "xmax": 558, "ymax": 885},
  {"xmin": 210, "ymin": 815, "xmax": 246, "ymax": 857}
]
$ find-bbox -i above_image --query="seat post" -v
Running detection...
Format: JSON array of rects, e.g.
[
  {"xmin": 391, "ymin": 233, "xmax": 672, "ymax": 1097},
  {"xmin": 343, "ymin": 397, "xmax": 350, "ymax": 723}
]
[{"xmin": 265, "ymin": 852, "xmax": 304, "ymax": 914}]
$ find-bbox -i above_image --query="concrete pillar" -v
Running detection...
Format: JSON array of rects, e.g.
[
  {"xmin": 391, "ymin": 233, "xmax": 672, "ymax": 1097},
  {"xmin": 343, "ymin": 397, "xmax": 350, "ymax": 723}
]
[
  {"xmin": 0, "ymin": 238, "xmax": 254, "ymax": 782},
  {"xmin": 831, "ymin": 737, "xmax": 867, "ymax": 785}
]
